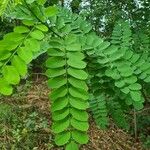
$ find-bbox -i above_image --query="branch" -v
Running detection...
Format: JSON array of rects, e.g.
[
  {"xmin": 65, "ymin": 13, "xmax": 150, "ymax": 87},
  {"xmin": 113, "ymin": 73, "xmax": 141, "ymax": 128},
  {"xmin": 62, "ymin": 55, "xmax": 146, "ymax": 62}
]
[{"xmin": 23, "ymin": 0, "xmax": 62, "ymax": 38}]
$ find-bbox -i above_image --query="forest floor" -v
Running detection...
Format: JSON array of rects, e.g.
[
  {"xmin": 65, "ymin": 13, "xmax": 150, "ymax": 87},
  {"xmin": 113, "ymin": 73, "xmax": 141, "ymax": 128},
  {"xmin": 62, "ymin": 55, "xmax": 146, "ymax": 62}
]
[{"xmin": 0, "ymin": 76, "xmax": 146, "ymax": 150}]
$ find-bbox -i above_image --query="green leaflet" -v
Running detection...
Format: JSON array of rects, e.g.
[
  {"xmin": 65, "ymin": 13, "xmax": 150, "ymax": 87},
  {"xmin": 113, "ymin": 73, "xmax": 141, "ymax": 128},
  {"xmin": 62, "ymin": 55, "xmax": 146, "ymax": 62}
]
[
  {"xmin": 67, "ymin": 58, "xmax": 86, "ymax": 69},
  {"xmin": 11, "ymin": 56, "xmax": 27, "ymax": 77},
  {"xmin": 37, "ymin": 0, "xmax": 47, "ymax": 5},
  {"xmin": 98, "ymin": 41, "xmax": 110, "ymax": 51},
  {"xmin": 68, "ymin": 77, "xmax": 88, "ymax": 91},
  {"xmin": 128, "ymin": 83, "xmax": 142, "ymax": 90},
  {"xmin": 22, "ymin": 20, "xmax": 34, "ymax": 26},
  {"xmin": 17, "ymin": 47, "xmax": 33, "ymax": 64},
  {"xmin": 69, "ymin": 96, "xmax": 89, "ymax": 110},
  {"xmin": 130, "ymin": 91, "xmax": 141, "ymax": 102},
  {"xmin": 139, "ymin": 72, "xmax": 147, "ymax": 79},
  {"xmin": 30, "ymin": 30, "xmax": 44, "ymax": 40},
  {"xmin": 92, "ymin": 37, "xmax": 103, "ymax": 48},
  {"xmin": 46, "ymin": 68, "xmax": 66, "ymax": 78},
  {"xmin": 2, "ymin": 66, "xmax": 20, "ymax": 85},
  {"xmin": 133, "ymin": 101, "xmax": 144, "ymax": 110},
  {"xmin": 125, "ymin": 97, "xmax": 133, "ymax": 105},
  {"xmin": 55, "ymin": 131, "xmax": 71, "ymax": 146},
  {"xmin": 0, "ymin": 78, "xmax": 13, "ymax": 95},
  {"xmin": 105, "ymin": 68, "xmax": 120, "ymax": 80},
  {"xmin": 96, "ymin": 117, "xmax": 109, "ymax": 129},
  {"xmin": 65, "ymin": 34, "xmax": 77, "ymax": 45},
  {"xmin": 0, "ymin": 51, "xmax": 11, "ymax": 61},
  {"xmin": 49, "ymin": 41, "xmax": 63, "ymax": 49},
  {"xmin": 104, "ymin": 45, "xmax": 118, "ymax": 55},
  {"xmin": 69, "ymin": 87, "xmax": 89, "ymax": 100},
  {"xmin": 47, "ymin": 48, "xmax": 65, "ymax": 57},
  {"xmin": 66, "ymin": 44, "xmax": 81, "ymax": 51},
  {"xmin": 124, "ymin": 51, "xmax": 133, "ymax": 60},
  {"xmin": 134, "ymin": 69, "xmax": 142, "ymax": 75},
  {"xmin": 35, "ymin": 24, "xmax": 48, "ymax": 32},
  {"xmin": 66, "ymin": 141, "xmax": 78, "ymax": 150},
  {"xmin": 140, "ymin": 62, "xmax": 150, "ymax": 71},
  {"xmin": 4, "ymin": 32, "xmax": 25, "ymax": 42},
  {"xmin": 68, "ymin": 68, "xmax": 88, "ymax": 80},
  {"xmin": 67, "ymin": 52, "xmax": 85, "ymax": 60},
  {"xmin": 134, "ymin": 58, "xmax": 145, "ymax": 67},
  {"xmin": 14, "ymin": 26, "xmax": 30, "ymax": 33},
  {"xmin": 71, "ymin": 118, "xmax": 89, "ymax": 131},
  {"xmin": 50, "ymin": 86, "xmax": 68, "ymax": 100},
  {"xmin": 130, "ymin": 53, "xmax": 140, "ymax": 63},
  {"xmin": 80, "ymin": 21, "xmax": 92, "ymax": 34},
  {"xmin": 120, "ymin": 72, "xmax": 134, "ymax": 79},
  {"xmin": 70, "ymin": 108, "xmax": 88, "ymax": 121},
  {"xmin": 52, "ymin": 108, "xmax": 69, "ymax": 121},
  {"xmin": 45, "ymin": 6, "xmax": 58, "ymax": 17},
  {"xmin": 124, "ymin": 76, "xmax": 137, "ymax": 84},
  {"xmin": 144, "ymin": 76, "xmax": 150, "ymax": 83},
  {"xmin": 52, "ymin": 118, "xmax": 70, "ymax": 133},
  {"xmin": 47, "ymin": 77, "xmax": 67, "ymax": 89},
  {"xmin": 56, "ymin": 17, "xmax": 65, "ymax": 29},
  {"xmin": 115, "ymin": 80, "xmax": 125, "ymax": 88},
  {"xmin": 61, "ymin": 24, "xmax": 72, "ymax": 34},
  {"xmin": 121, "ymin": 87, "xmax": 130, "ymax": 94},
  {"xmin": 109, "ymin": 49, "xmax": 125, "ymax": 61},
  {"xmin": 26, "ymin": 0, "xmax": 36, "ymax": 4},
  {"xmin": 24, "ymin": 38, "xmax": 40, "ymax": 52},
  {"xmin": 97, "ymin": 57, "xmax": 109, "ymax": 64},
  {"xmin": 51, "ymin": 97, "xmax": 69, "ymax": 112},
  {"xmin": 86, "ymin": 34, "xmax": 95, "ymax": 46},
  {"xmin": 9, "ymin": 43, "xmax": 22, "ymax": 51},
  {"xmin": 72, "ymin": 130, "xmax": 89, "ymax": 144},
  {"xmin": 117, "ymin": 64, "xmax": 133, "ymax": 74},
  {"xmin": 46, "ymin": 57, "xmax": 66, "ymax": 68}
]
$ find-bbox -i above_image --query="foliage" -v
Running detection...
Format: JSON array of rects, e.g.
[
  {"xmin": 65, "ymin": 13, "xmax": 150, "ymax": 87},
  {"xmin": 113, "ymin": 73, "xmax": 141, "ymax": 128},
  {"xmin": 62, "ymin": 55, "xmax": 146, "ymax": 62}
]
[
  {"xmin": 0, "ymin": 103, "xmax": 12, "ymax": 121},
  {"xmin": 0, "ymin": 0, "xmax": 149, "ymax": 149},
  {"xmin": 0, "ymin": 22, "xmax": 47, "ymax": 95},
  {"xmin": 137, "ymin": 111, "xmax": 150, "ymax": 149},
  {"xmin": 79, "ymin": 0, "xmax": 150, "ymax": 36},
  {"xmin": 44, "ymin": 8, "xmax": 92, "ymax": 149},
  {"xmin": 140, "ymin": 134, "xmax": 150, "ymax": 149},
  {"xmin": 0, "ymin": 1, "xmax": 90, "ymax": 149},
  {"xmin": 46, "ymin": 37, "xmax": 89, "ymax": 148},
  {"xmin": 0, "ymin": 103, "xmax": 51, "ymax": 149},
  {"xmin": 86, "ymin": 19, "xmax": 148, "ymax": 130},
  {"xmin": 0, "ymin": 0, "xmax": 22, "ymax": 17}
]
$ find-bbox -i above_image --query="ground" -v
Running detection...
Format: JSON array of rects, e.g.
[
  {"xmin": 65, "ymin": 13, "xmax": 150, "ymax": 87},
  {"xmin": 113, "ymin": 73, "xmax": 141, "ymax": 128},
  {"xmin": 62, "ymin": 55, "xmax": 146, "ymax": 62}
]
[{"xmin": 0, "ymin": 76, "xmax": 145, "ymax": 150}]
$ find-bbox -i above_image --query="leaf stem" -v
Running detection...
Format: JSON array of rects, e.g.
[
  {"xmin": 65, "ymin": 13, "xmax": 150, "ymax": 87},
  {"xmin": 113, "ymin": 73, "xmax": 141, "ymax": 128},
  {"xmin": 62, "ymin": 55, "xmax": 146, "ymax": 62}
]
[{"xmin": 23, "ymin": 0, "xmax": 62, "ymax": 39}]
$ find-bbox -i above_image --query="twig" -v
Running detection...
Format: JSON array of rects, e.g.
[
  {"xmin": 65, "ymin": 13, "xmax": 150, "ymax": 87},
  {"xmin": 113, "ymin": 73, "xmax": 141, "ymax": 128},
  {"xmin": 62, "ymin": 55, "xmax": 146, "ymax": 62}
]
[
  {"xmin": 23, "ymin": 0, "xmax": 62, "ymax": 38},
  {"xmin": 133, "ymin": 109, "xmax": 137, "ymax": 140}
]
